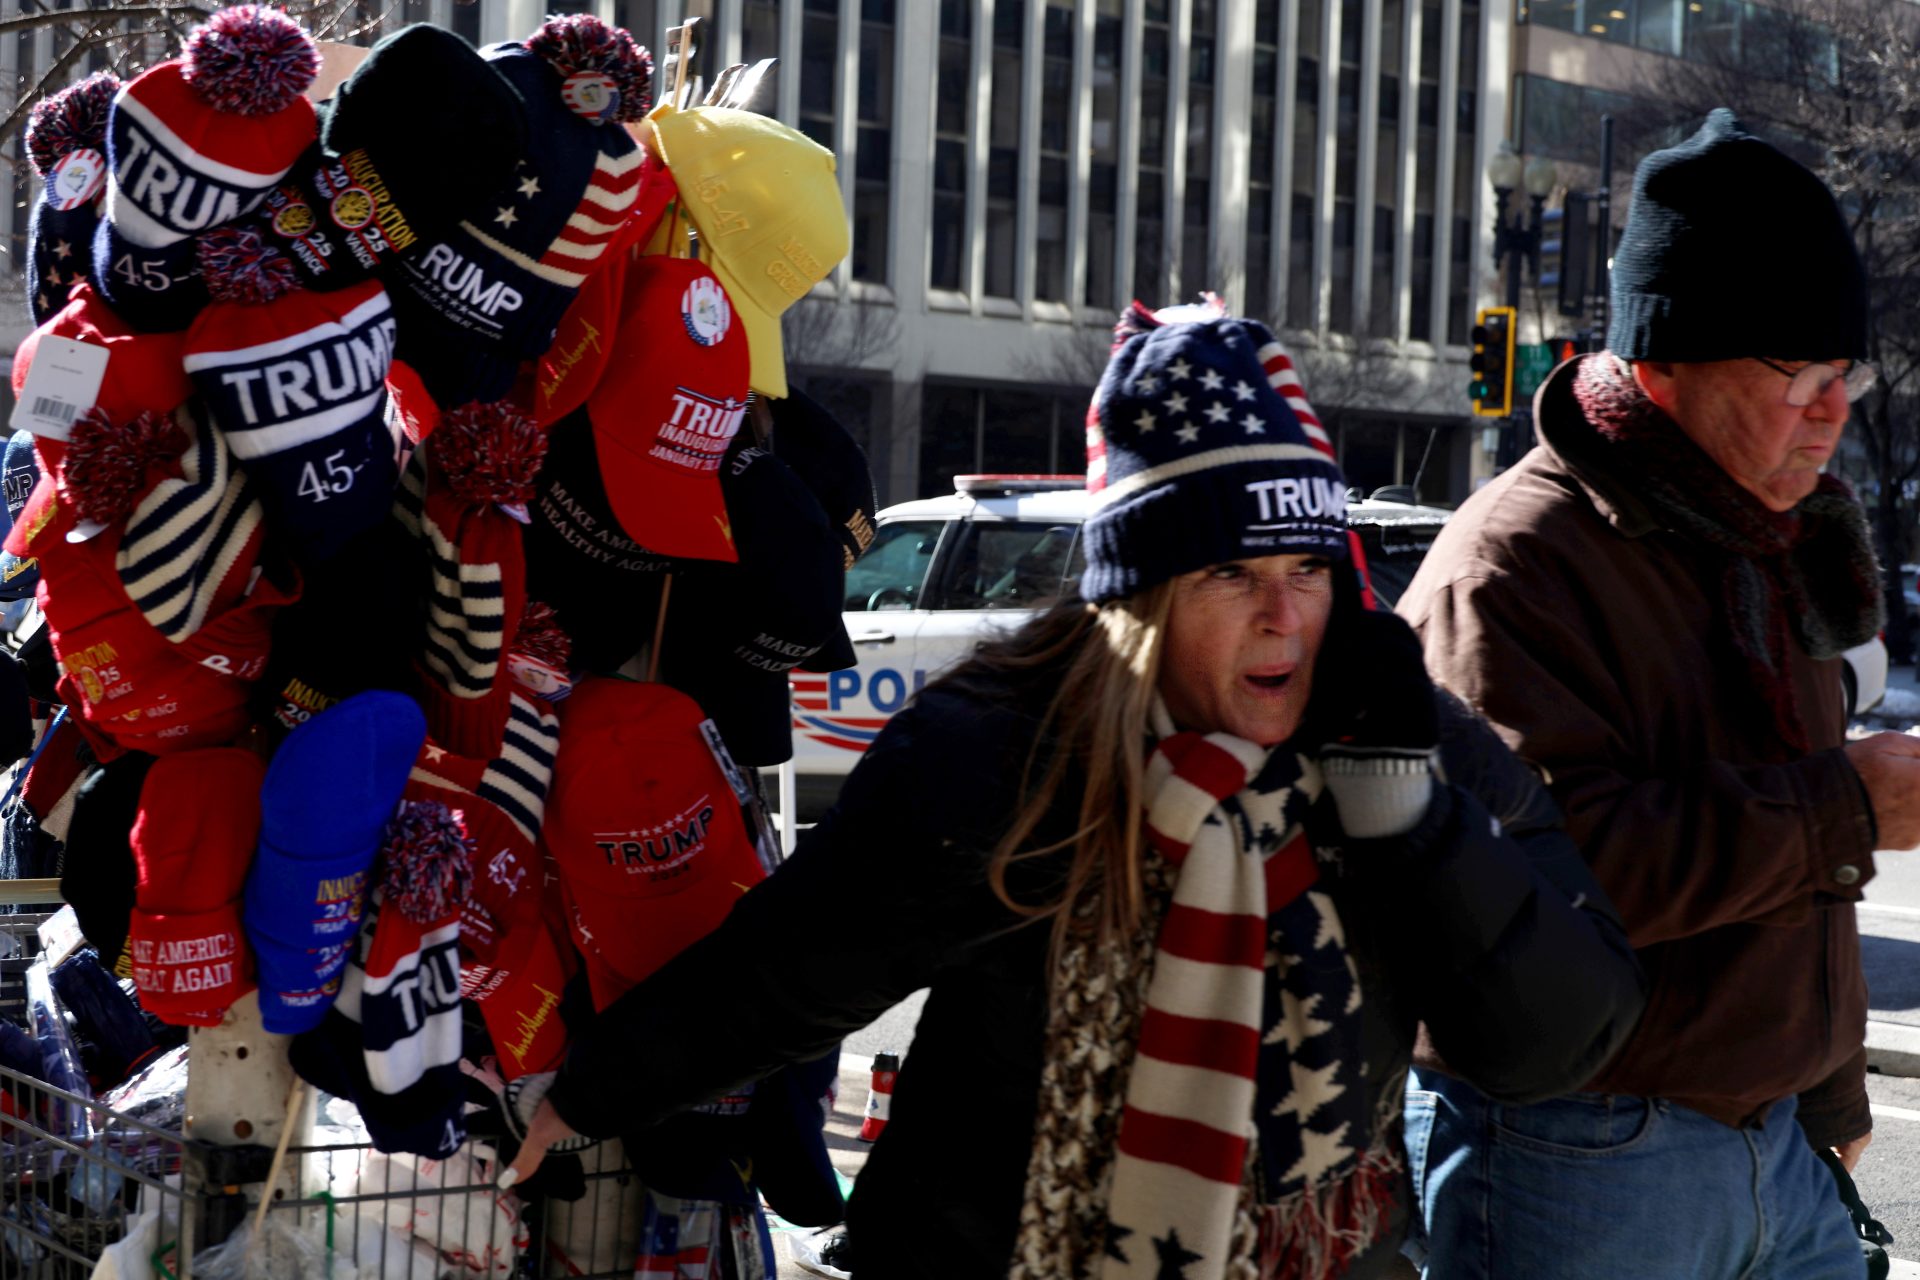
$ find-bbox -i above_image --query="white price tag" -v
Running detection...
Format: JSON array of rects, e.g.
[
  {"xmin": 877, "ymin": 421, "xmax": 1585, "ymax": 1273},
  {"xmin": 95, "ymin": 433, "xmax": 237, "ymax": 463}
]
[
  {"xmin": 9, "ymin": 336, "xmax": 107, "ymax": 442},
  {"xmin": 38, "ymin": 905, "xmax": 84, "ymax": 971}
]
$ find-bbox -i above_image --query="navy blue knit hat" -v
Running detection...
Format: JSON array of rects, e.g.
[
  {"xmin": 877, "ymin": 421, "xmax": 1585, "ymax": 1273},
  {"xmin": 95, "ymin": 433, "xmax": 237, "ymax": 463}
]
[
  {"xmin": 1609, "ymin": 108, "xmax": 1868, "ymax": 363},
  {"xmin": 22, "ymin": 73, "xmax": 118, "ymax": 327},
  {"xmin": 386, "ymin": 16, "xmax": 650, "ymax": 407},
  {"xmin": 0, "ymin": 432, "xmax": 43, "ymax": 603},
  {"xmin": 1080, "ymin": 309, "xmax": 1348, "ymax": 604}
]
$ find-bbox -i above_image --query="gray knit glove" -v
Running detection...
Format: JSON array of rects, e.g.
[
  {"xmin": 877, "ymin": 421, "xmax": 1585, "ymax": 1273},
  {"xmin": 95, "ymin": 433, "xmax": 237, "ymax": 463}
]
[{"xmin": 1319, "ymin": 610, "xmax": 1438, "ymax": 838}]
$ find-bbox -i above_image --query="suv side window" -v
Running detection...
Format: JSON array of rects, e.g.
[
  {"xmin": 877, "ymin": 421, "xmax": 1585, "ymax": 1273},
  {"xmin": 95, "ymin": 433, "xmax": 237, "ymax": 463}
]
[
  {"xmin": 845, "ymin": 520, "xmax": 946, "ymax": 611},
  {"xmin": 929, "ymin": 521, "xmax": 1080, "ymax": 610}
]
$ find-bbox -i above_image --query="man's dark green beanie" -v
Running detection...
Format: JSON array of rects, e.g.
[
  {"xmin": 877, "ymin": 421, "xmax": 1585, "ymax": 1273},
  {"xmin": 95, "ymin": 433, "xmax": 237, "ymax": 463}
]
[{"xmin": 1609, "ymin": 108, "xmax": 1867, "ymax": 363}]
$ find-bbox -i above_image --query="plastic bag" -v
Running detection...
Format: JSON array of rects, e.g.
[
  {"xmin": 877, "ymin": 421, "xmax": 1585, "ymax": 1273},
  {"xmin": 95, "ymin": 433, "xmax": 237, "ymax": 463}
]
[
  {"xmin": 356, "ymin": 1146, "xmax": 526, "ymax": 1277},
  {"xmin": 24, "ymin": 952, "xmax": 90, "ymax": 1141},
  {"xmin": 192, "ymin": 1212, "xmax": 381, "ymax": 1280}
]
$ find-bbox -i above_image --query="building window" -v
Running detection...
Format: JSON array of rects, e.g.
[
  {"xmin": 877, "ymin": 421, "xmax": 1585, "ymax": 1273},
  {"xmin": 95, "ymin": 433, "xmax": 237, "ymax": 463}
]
[
  {"xmin": 853, "ymin": 0, "xmax": 893, "ymax": 283},
  {"xmin": 1446, "ymin": 0, "xmax": 1480, "ymax": 346},
  {"xmin": 1369, "ymin": 0, "xmax": 1403, "ymax": 338},
  {"xmin": 742, "ymin": 1, "xmax": 781, "ymax": 93},
  {"xmin": 1086, "ymin": 0, "xmax": 1124, "ymax": 312},
  {"xmin": 453, "ymin": 0, "xmax": 482, "ymax": 44},
  {"xmin": 930, "ymin": 0, "xmax": 970, "ymax": 292},
  {"xmin": 1246, "ymin": 18, "xmax": 1279, "ymax": 324},
  {"xmin": 1135, "ymin": 8, "xmax": 1171, "ymax": 304},
  {"xmin": 920, "ymin": 384, "xmax": 981, "ymax": 499},
  {"xmin": 1329, "ymin": 0, "xmax": 1360, "ymax": 333},
  {"xmin": 1285, "ymin": 0, "xmax": 1323, "ymax": 331},
  {"xmin": 1410, "ymin": 0, "xmax": 1440, "ymax": 340},
  {"xmin": 1036, "ymin": 0, "xmax": 1074, "ymax": 303},
  {"xmin": 799, "ymin": 0, "xmax": 838, "ymax": 152},
  {"xmin": 985, "ymin": 0, "xmax": 1024, "ymax": 299},
  {"xmin": 1516, "ymin": 75, "xmax": 1639, "ymax": 164},
  {"xmin": 918, "ymin": 383, "xmax": 1086, "ymax": 497},
  {"xmin": 1175, "ymin": 0, "xmax": 1216, "ymax": 303}
]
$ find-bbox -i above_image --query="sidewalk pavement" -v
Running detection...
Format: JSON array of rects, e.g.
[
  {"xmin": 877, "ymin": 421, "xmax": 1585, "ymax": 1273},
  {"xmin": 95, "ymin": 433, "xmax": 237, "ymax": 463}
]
[{"xmin": 1862, "ymin": 662, "xmax": 1920, "ymax": 1077}]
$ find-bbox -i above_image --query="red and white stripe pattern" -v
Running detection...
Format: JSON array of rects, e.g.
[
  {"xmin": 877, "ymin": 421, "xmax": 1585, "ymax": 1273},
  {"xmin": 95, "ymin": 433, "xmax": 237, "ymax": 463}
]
[
  {"xmin": 1259, "ymin": 342, "xmax": 1334, "ymax": 459},
  {"xmin": 1085, "ymin": 399, "xmax": 1111, "ymax": 493},
  {"xmin": 541, "ymin": 144, "xmax": 644, "ymax": 280},
  {"xmin": 461, "ymin": 145, "xmax": 644, "ymax": 291},
  {"xmin": 1101, "ymin": 729, "xmax": 1327, "ymax": 1280}
]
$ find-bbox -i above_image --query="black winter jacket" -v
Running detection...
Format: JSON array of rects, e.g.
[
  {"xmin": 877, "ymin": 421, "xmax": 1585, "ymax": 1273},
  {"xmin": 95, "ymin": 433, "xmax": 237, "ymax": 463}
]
[{"xmin": 547, "ymin": 670, "xmax": 1644, "ymax": 1278}]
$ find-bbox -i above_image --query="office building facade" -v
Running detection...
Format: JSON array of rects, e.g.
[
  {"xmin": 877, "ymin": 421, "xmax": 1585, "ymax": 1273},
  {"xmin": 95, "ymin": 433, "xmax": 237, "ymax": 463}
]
[{"xmin": 3, "ymin": 0, "xmax": 1513, "ymax": 504}]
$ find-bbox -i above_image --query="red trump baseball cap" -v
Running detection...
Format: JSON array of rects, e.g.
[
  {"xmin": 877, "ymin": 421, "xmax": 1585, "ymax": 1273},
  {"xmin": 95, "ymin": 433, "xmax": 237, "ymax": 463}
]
[
  {"xmin": 585, "ymin": 255, "xmax": 747, "ymax": 564},
  {"xmin": 542, "ymin": 677, "xmax": 766, "ymax": 1009}
]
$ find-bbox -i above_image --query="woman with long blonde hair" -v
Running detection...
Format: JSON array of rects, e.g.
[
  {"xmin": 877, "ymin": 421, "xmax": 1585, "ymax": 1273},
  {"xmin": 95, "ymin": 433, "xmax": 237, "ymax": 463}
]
[{"xmin": 503, "ymin": 308, "xmax": 1645, "ymax": 1279}]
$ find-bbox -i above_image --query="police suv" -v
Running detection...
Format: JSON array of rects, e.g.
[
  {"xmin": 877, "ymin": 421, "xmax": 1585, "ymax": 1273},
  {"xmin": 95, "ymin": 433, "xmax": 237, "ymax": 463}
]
[{"xmin": 779, "ymin": 475, "xmax": 1459, "ymax": 817}]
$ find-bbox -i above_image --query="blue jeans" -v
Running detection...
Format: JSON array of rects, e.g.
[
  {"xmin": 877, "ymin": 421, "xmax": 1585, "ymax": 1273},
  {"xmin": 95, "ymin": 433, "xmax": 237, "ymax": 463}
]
[{"xmin": 1402, "ymin": 1068, "xmax": 1864, "ymax": 1280}]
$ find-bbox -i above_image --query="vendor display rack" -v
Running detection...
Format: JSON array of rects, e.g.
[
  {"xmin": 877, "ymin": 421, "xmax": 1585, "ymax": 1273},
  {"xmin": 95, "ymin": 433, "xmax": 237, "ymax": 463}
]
[{"xmin": 0, "ymin": 1056, "xmax": 646, "ymax": 1279}]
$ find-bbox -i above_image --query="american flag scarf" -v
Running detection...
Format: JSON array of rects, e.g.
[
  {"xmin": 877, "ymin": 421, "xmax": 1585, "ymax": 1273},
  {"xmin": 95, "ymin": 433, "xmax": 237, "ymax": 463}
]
[{"xmin": 1091, "ymin": 724, "xmax": 1395, "ymax": 1280}]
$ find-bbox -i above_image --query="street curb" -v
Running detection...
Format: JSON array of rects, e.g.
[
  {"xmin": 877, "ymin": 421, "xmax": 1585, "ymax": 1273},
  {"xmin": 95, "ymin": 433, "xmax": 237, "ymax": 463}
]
[{"xmin": 1867, "ymin": 1019, "xmax": 1920, "ymax": 1077}]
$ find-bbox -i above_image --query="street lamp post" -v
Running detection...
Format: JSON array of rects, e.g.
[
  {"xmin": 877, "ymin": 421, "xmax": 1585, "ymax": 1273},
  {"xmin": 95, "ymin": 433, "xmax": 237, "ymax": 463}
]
[
  {"xmin": 1486, "ymin": 140, "xmax": 1559, "ymax": 308},
  {"xmin": 1484, "ymin": 142, "xmax": 1558, "ymax": 468}
]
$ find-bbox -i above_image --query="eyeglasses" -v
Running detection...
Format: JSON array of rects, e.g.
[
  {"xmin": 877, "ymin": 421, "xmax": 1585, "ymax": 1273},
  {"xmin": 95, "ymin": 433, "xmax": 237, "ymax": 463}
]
[{"xmin": 1751, "ymin": 358, "xmax": 1878, "ymax": 407}]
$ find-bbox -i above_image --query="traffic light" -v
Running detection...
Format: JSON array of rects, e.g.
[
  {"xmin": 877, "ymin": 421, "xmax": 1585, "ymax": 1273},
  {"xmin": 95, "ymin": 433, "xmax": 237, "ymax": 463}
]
[{"xmin": 1470, "ymin": 306, "xmax": 1516, "ymax": 416}]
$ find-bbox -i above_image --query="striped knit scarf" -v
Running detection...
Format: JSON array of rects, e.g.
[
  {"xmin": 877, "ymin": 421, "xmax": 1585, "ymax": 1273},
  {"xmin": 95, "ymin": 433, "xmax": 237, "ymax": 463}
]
[{"xmin": 1013, "ymin": 718, "xmax": 1398, "ymax": 1279}]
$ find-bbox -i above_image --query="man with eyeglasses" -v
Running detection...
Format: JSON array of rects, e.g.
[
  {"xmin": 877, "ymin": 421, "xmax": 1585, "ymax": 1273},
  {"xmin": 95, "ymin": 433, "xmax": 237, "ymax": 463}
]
[{"xmin": 1395, "ymin": 108, "xmax": 1919, "ymax": 1278}]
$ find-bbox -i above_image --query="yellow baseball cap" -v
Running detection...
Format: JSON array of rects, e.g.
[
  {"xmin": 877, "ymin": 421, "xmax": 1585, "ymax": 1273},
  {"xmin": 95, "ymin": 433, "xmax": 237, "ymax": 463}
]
[{"xmin": 646, "ymin": 104, "xmax": 851, "ymax": 399}]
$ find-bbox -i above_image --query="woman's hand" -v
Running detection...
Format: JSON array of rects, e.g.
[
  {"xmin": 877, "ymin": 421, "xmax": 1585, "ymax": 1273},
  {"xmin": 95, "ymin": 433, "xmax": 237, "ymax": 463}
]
[
  {"xmin": 1318, "ymin": 610, "xmax": 1439, "ymax": 839},
  {"xmin": 496, "ymin": 1098, "xmax": 582, "ymax": 1191}
]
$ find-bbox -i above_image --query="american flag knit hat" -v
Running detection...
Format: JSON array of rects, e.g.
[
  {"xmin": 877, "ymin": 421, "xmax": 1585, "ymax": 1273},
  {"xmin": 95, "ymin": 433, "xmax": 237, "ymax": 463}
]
[
  {"xmin": 387, "ymin": 14, "xmax": 651, "ymax": 409},
  {"xmin": 1079, "ymin": 304, "xmax": 1348, "ymax": 604}
]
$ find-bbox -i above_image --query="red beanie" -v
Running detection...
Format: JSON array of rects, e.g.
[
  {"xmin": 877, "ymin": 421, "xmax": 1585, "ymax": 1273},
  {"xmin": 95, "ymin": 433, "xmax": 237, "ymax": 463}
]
[
  {"xmin": 128, "ymin": 748, "xmax": 263, "ymax": 1025},
  {"xmin": 392, "ymin": 402, "xmax": 545, "ymax": 758},
  {"xmin": 9, "ymin": 283, "xmax": 192, "ymax": 463},
  {"xmin": 8, "ymin": 406, "xmax": 294, "ymax": 755},
  {"xmin": 103, "ymin": 7, "xmax": 317, "ymax": 251},
  {"xmin": 402, "ymin": 690, "xmax": 560, "ymax": 964}
]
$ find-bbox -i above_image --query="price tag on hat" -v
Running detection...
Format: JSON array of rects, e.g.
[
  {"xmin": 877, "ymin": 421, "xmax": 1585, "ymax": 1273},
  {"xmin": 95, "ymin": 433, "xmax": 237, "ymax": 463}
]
[{"xmin": 9, "ymin": 336, "xmax": 108, "ymax": 442}]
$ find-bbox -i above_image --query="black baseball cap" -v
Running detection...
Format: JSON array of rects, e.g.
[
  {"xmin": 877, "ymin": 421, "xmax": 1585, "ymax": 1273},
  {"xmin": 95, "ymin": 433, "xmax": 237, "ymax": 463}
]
[
  {"xmin": 769, "ymin": 388, "xmax": 875, "ymax": 674},
  {"xmin": 522, "ymin": 409, "xmax": 676, "ymax": 674},
  {"xmin": 659, "ymin": 445, "xmax": 846, "ymax": 766}
]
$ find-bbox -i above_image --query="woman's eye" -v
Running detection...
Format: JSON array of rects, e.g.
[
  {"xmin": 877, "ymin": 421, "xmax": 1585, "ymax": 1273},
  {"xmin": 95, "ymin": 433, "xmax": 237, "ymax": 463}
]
[{"xmin": 1208, "ymin": 564, "xmax": 1245, "ymax": 580}]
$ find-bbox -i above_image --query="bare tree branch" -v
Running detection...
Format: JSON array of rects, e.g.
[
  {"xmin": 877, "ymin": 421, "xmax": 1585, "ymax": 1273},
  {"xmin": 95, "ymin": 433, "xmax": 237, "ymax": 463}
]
[{"xmin": 0, "ymin": 5, "xmax": 211, "ymax": 39}]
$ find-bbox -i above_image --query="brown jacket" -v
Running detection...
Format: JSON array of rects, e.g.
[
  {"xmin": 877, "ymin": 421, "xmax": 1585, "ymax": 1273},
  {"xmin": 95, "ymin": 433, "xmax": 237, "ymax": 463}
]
[{"xmin": 1397, "ymin": 355, "xmax": 1876, "ymax": 1147}]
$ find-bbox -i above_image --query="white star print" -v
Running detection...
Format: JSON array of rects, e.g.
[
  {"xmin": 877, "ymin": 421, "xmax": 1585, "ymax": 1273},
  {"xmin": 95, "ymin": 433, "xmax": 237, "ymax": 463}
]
[
  {"xmin": 1233, "ymin": 379, "xmax": 1257, "ymax": 402},
  {"xmin": 1167, "ymin": 358, "xmax": 1193, "ymax": 382},
  {"xmin": 495, "ymin": 206, "xmax": 519, "ymax": 228},
  {"xmin": 34, "ymin": 291, "xmax": 48, "ymax": 312},
  {"xmin": 1268, "ymin": 988, "xmax": 1332, "ymax": 1051},
  {"xmin": 1204, "ymin": 402, "xmax": 1231, "ymax": 424},
  {"xmin": 1135, "ymin": 409, "xmax": 1157, "ymax": 433},
  {"xmin": 518, "ymin": 175, "xmax": 541, "ymax": 199},
  {"xmin": 1199, "ymin": 367, "xmax": 1224, "ymax": 391},
  {"xmin": 1165, "ymin": 391, "xmax": 1190, "ymax": 415},
  {"xmin": 1242, "ymin": 412, "xmax": 1266, "ymax": 435},
  {"xmin": 52, "ymin": 239, "xmax": 71, "ymax": 260},
  {"xmin": 1309, "ymin": 891, "xmax": 1346, "ymax": 950},
  {"xmin": 1137, "ymin": 374, "xmax": 1160, "ymax": 395},
  {"xmin": 1284, "ymin": 1121, "xmax": 1355, "ymax": 1185},
  {"xmin": 423, "ymin": 744, "xmax": 447, "ymax": 763},
  {"xmin": 1274, "ymin": 1058, "xmax": 1347, "ymax": 1122},
  {"xmin": 1175, "ymin": 423, "xmax": 1201, "ymax": 444}
]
